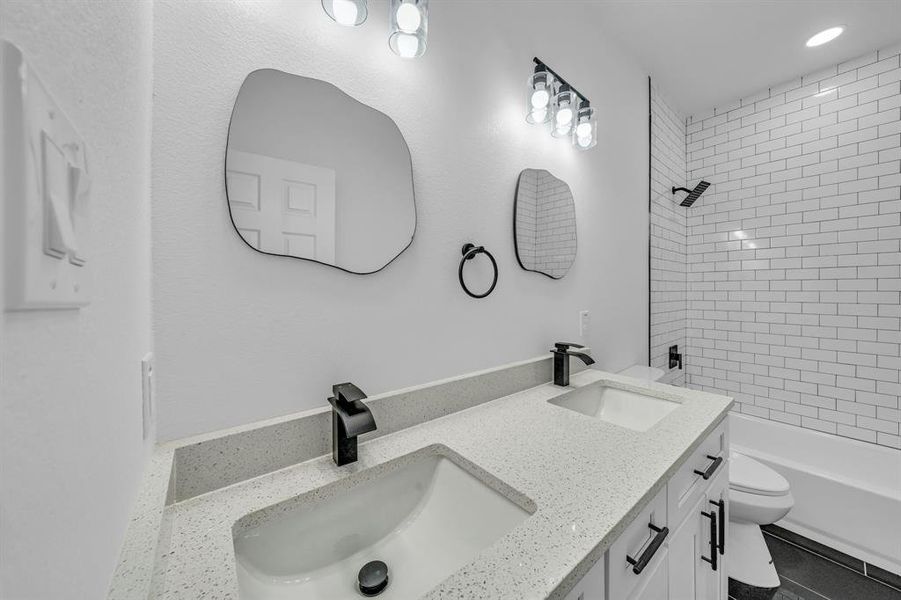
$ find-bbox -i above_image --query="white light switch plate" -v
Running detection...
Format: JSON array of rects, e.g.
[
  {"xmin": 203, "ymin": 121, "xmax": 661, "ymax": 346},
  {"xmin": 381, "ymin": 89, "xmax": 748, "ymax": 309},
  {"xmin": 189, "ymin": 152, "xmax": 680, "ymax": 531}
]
[{"xmin": 1, "ymin": 40, "xmax": 91, "ymax": 310}]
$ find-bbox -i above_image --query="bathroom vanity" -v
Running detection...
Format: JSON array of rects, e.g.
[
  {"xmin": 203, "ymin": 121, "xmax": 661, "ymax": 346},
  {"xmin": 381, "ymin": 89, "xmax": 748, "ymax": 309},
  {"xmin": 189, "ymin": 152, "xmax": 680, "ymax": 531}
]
[
  {"xmin": 563, "ymin": 419, "xmax": 729, "ymax": 600},
  {"xmin": 109, "ymin": 358, "xmax": 732, "ymax": 600}
]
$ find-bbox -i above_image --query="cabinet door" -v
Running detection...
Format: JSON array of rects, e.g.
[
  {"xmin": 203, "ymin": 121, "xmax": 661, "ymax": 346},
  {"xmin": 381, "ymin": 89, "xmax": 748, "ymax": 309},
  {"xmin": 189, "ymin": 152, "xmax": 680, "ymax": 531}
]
[
  {"xmin": 667, "ymin": 492, "xmax": 706, "ymax": 600},
  {"xmin": 629, "ymin": 549, "xmax": 668, "ymax": 600},
  {"xmin": 703, "ymin": 468, "xmax": 729, "ymax": 600},
  {"xmin": 608, "ymin": 488, "xmax": 669, "ymax": 600}
]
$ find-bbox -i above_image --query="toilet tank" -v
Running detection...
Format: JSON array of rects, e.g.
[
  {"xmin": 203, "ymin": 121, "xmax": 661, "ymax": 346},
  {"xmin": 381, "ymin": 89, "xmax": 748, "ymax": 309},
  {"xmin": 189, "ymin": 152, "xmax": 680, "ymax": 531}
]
[{"xmin": 617, "ymin": 364, "xmax": 665, "ymax": 382}]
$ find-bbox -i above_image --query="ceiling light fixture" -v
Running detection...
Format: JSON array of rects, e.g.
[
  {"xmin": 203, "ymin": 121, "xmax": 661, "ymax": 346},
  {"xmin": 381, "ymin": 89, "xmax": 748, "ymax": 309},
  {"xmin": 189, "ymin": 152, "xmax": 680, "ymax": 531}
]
[
  {"xmin": 806, "ymin": 26, "xmax": 844, "ymax": 47},
  {"xmin": 527, "ymin": 57, "xmax": 596, "ymax": 150}
]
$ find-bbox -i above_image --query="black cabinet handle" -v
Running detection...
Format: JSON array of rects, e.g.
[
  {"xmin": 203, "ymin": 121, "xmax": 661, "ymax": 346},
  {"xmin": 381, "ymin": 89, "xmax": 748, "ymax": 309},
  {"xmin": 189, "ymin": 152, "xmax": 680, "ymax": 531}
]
[
  {"xmin": 694, "ymin": 455, "xmax": 723, "ymax": 480},
  {"xmin": 626, "ymin": 523, "xmax": 669, "ymax": 575},
  {"xmin": 701, "ymin": 509, "xmax": 718, "ymax": 571},
  {"xmin": 711, "ymin": 499, "xmax": 725, "ymax": 554}
]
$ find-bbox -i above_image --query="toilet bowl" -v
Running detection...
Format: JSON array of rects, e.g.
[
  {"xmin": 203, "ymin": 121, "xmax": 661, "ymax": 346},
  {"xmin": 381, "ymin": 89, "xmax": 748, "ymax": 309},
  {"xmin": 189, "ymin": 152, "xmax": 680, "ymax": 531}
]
[
  {"xmin": 728, "ymin": 452, "xmax": 794, "ymax": 590},
  {"xmin": 617, "ymin": 365, "xmax": 795, "ymax": 591}
]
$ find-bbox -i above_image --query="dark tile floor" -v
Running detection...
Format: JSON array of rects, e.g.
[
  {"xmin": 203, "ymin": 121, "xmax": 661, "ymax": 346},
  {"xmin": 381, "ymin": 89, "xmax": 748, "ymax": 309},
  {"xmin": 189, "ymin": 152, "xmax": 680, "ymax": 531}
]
[{"xmin": 762, "ymin": 531, "xmax": 901, "ymax": 600}]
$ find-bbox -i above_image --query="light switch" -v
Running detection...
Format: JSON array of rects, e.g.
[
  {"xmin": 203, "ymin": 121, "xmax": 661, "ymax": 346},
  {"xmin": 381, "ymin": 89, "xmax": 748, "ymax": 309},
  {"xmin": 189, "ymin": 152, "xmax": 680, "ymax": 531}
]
[
  {"xmin": 68, "ymin": 163, "xmax": 90, "ymax": 266},
  {"xmin": 2, "ymin": 40, "xmax": 91, "ymax": 310},
  {"xmin": 42, "ymin": 132, "xmax": 70, "ymax": 259}
]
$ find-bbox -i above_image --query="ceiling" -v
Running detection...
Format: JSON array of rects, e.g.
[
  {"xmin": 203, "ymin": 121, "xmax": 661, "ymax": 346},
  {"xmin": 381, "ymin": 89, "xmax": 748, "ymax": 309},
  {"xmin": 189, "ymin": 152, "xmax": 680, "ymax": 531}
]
[{"xmin": 588, "ymin": 0, "xmax": 901, "ymax": 116}]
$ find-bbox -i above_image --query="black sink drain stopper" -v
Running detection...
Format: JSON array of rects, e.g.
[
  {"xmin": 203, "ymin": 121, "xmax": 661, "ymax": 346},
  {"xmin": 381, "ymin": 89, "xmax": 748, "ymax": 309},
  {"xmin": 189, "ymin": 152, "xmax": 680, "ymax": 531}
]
[{"xmin": 358, "ymin": 560, "xmax": 389, "ymax": 596}]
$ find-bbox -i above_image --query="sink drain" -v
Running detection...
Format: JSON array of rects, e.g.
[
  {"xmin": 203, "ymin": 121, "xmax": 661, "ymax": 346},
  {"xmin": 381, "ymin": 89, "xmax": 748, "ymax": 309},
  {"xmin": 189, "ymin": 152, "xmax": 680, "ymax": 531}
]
[{"xmin": 358, "ymin": 560, "xmax": 389, "ymax": 597}]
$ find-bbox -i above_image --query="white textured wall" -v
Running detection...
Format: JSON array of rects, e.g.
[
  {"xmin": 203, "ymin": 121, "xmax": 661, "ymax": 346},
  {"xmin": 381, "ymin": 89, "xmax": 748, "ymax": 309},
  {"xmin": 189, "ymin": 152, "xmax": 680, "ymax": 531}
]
[
  {"xmin": 0, "ymin": 2, "xmax": 154, "ymax": 599},
  {"xmin": 152, "ymin": 0, "xmax": 650, "ymax": 440},
  {"xmin": 650, "ymin": 84, "xmax": 688, "ymax": 386},
  {"xmin": 685, "ymin": 46, "xmax": 901, "ymax": 449}
]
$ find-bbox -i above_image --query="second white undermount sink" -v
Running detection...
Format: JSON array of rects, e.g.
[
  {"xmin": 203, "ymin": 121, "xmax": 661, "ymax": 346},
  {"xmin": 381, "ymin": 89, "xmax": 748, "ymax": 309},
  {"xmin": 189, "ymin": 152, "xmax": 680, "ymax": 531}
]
[
  {"xmin": 232, "ymin": 445, "xmax": 533, "ymax": 600},
  {"xmin": 549, "ymin": 383, "xmax": 678, "ymax": 431}
]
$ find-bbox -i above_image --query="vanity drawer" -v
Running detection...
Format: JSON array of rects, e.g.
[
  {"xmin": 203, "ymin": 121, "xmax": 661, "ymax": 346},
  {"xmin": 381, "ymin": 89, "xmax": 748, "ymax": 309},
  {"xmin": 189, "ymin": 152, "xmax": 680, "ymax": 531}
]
[
  {"xmin": 667, "ymin": 419, "xmax": 728, "ymax": 530},
  {"xmin": 607, "ymin": 485, "xmax": 668, "ymax": 600}
]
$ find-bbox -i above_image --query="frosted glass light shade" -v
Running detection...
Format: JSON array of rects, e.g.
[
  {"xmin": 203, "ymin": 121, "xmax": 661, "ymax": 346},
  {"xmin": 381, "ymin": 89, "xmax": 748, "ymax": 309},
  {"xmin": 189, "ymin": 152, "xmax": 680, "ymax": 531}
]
[
  {"xmin": 321, "ymin": 0, "xmax": 368, "ymax": 26},
  {"xmin": 573, "ymin": 103, "xmax": 597, "ymax": 150},
  {"xmin": 551, "ymin": 86, "xmax": 576, "ymax": 138},
  {"xmin": 389, "ymin": 0, "xmax": 428, "ymax": 58},
  {"xmin": 526, "ymin": 67, "xmax": 553, "ymax": 124}
]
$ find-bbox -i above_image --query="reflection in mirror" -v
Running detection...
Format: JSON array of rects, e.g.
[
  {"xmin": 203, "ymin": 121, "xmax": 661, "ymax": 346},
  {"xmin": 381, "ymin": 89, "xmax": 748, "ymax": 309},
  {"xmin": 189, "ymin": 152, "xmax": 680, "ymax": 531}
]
[
  {"xmin": 513, "ymin": 169, "xmax": 577, "ymax": 279},
  {"xmin": 226, "ymin": 69, "xmax": 416, "ymax": 274}
]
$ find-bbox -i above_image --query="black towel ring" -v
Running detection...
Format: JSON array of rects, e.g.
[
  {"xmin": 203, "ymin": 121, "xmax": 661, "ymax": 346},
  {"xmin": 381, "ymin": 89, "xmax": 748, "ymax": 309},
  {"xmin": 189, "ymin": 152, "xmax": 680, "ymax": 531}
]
[{"xmin": 458, "ymin": 243, "xmax": 498, "ymax": 299}]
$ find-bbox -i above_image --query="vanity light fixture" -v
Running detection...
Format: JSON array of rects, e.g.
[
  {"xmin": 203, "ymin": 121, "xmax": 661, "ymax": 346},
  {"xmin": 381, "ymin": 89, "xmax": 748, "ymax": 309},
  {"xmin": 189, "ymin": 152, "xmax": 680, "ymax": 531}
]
[
  {"xmin": 806, "ymin": 26, "xmax": 844, "ymax": 47},
  {"xmin": 321, "ymin": 0, "xmax": 368, "ymax": 26},
  {"xmin": 389, "ymin": 0, "xmax": 428, "ymax": 58},
  {"xmin": 527, "ymin": 57, "xmax": 595, "ymax": 150}
]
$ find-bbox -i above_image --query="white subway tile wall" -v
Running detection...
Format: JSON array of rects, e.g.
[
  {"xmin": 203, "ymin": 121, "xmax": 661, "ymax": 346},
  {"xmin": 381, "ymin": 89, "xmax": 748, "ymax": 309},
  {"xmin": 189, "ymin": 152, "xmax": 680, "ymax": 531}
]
[
  {"xmin": 684, "ymin": 47, "xmax": 901, "ymax": 449},
  {"xmin": 651, "ymin": 85, "xmax": 688, "ymax": 386}
]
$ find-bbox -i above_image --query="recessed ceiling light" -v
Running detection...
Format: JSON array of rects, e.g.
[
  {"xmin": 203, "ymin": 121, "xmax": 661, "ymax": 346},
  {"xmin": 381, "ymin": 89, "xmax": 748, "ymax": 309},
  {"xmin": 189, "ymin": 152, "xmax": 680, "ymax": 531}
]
[{"xmin": 806, "ymin": 26, "xmax": 844, "ymax": 47}]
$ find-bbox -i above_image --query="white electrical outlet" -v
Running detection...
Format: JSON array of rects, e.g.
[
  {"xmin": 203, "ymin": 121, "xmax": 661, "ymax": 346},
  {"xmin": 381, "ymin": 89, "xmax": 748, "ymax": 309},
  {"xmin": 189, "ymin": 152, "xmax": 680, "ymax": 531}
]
[
  {"xmin": 141, "ymin": 353, "xmax": 154, "ymax": 440},
  {"xmin": 579, "ymin": 310, "xmax": 590, "ymax": 338}
]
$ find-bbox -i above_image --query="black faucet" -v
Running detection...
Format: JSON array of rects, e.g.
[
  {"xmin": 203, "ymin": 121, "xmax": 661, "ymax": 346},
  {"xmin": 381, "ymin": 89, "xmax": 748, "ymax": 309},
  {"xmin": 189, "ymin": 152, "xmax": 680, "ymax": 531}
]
[
  {"xmin": 327, "ymin": 382, "xmax": 377, "ymax": 466},
  {"xmin": 551, "ymin": 342, "xmax": 596, "ymax": 386}
]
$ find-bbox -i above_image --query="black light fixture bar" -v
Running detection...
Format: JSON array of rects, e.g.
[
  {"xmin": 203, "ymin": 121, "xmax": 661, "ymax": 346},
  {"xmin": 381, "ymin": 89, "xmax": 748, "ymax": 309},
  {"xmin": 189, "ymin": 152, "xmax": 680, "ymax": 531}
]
[{"xmin": 533, "ymin": 57, "xmax": 590, "ymax": 105}]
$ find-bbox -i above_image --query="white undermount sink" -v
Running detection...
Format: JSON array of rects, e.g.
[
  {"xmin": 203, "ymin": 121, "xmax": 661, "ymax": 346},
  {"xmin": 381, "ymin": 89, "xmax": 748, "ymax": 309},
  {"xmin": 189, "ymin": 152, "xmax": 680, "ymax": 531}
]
[
  {"xmin": 232, "ymin": 446, "xmax": 533, "ymax": 599},
  {"xmin": 549, "ymin": 383, "xmax": 678, "ymax": 431}
]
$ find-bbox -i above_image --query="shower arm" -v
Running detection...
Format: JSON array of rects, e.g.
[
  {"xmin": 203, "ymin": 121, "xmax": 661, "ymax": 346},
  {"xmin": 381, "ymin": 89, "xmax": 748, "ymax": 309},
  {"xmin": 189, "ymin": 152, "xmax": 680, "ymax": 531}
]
[{"xmin": 672, "ymin": 186, "xmax": 693, "ymax": 194}]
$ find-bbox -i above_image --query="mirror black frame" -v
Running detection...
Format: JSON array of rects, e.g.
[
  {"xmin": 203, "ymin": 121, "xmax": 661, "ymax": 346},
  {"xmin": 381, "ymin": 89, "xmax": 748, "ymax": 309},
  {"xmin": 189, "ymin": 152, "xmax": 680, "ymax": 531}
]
[{"xmin": 224, "ymin": 68, "xmax": 417, "ymax": 275}]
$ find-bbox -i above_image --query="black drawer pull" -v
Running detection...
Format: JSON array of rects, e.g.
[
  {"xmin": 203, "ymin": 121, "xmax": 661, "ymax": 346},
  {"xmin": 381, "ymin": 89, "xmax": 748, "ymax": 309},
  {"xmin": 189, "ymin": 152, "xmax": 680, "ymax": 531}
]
[
  {"xmin": 694, "ymin": 455, "xmax": 723, "ymax": 480},
  {"xmin": 711, "ymin": 499, "xmax": 725, "ymax": 554},
  {"xmin": 626, "ymin": 523, "xmax": 669, "ymax": 575},
  {"xmin": 701, "ymin": 509, "xmax": 718, "ymax": 571}
]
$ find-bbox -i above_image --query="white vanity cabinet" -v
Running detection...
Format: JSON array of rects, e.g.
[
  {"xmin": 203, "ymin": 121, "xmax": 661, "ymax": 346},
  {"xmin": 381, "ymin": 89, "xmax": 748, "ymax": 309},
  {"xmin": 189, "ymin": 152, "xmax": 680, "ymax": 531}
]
[{"xmin": 562, "ymin": 419, "xmax": 729, "ymax": 600}]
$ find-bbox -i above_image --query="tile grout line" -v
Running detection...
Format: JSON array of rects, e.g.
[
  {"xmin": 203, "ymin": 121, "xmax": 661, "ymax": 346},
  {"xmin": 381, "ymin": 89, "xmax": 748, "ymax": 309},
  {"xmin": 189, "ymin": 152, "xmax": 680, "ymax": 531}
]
[
  {"xmin": 864, "ymin": 564, "xmax": 901, "ymax": 593},
  {"xmin": 764, "ymin": 530, "xmax": 901, "ymax": 595},
  {"xmin": 778, "ymin": 574, "xmax": 834, "ymax": 600},
  {"xmin": 763, "ymin": 530, "xmax": 864, "ymax": 575}
]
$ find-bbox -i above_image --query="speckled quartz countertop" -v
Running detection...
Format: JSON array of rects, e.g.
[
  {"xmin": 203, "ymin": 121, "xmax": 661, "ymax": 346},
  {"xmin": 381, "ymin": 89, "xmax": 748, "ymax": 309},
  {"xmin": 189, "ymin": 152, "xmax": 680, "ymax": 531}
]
[{"xmin": 150, "ymin": 369, "xmax": 732, "ymax": 600}]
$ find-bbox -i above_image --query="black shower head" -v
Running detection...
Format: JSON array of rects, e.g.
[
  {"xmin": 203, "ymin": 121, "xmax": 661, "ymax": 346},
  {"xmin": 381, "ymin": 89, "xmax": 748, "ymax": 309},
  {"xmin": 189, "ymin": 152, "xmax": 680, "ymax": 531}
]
[{"xmin": 672, "ymin": 180, "xmax": 710, "ymax": 207}]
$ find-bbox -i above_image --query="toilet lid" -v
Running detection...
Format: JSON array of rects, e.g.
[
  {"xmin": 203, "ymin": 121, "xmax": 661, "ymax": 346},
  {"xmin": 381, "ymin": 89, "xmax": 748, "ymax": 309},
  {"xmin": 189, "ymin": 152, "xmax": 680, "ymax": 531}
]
[{"xmin": 729, "ymin": 452, "xmax": 790, "ymax": 497}]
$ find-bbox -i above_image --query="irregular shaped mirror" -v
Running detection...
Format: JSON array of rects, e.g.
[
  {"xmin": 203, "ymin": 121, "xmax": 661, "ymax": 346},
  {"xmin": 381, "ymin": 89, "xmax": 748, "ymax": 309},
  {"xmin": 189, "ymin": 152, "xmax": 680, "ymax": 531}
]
[
  {"xmin": 226, "ymin": 69, "xmax": 416, "ymax": 274},
  {"xmin": 513, "ymin": 169, "xmax": 577, "ymax": 279}
]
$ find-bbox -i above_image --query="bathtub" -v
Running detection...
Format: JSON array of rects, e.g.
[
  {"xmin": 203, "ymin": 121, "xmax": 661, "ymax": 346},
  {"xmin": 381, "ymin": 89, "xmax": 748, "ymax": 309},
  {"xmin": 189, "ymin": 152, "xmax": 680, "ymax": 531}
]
[{"xmin": 730, "ymin": 413, "xmax": 901, "ymax": 575}]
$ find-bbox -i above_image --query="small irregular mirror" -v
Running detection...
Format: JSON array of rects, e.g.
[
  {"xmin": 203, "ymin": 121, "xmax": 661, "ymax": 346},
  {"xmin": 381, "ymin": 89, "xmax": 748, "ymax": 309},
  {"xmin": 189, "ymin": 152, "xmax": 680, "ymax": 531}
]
[
  {"xmin": 513, "ymin": 169, "xmax": 577, "ymax": 279},
  {"xmin": 225, "ymin": 69, "xmax": 416, "ymax": 274}
]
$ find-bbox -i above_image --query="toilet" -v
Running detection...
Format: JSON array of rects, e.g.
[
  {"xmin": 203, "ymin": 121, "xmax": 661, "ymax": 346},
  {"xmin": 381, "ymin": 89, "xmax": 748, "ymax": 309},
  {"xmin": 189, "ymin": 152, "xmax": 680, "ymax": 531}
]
[
  {"xmin": 618, "ymin": 365, "xmax": 795, "ymax": 591},
  {"xmin": 728, "ymin": 452, "xmax": 794, "ymax": 590}
]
